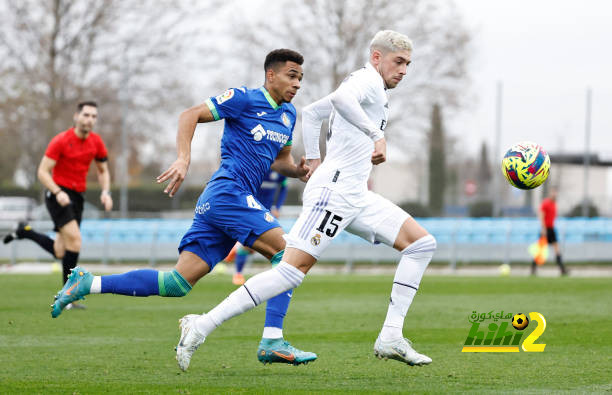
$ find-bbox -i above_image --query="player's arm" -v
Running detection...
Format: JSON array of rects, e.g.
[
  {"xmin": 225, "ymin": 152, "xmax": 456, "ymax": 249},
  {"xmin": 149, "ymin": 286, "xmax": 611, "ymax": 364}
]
[
  {"xmin": 157, "ymin": 103, "xmax": 216, "ymax": 197},
  {"xmin": 329, "ymin": 81, "xmax": 386, "ymax": 165},
  {"xmin": 302, "ymin": 96, "xmax": 333, "ymax": 175},
  {"xmin": 271, "ymin": 146, "xmax": 310, "ymax": 182},
  {"xmin": 94, "ymin": 160, "xmax": 113, "ymax": 211},
  {"xmin": 37, "ymin": 156, "xmax": 70, "ymax": 207}
]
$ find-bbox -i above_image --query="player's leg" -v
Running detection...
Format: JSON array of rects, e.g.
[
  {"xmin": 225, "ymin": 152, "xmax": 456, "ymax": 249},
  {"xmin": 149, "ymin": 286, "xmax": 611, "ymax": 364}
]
[
  {"xmin": 233, "ymin": 243, "xmax": 251, "ymax": 285},
  {"xmin": 57, "ymin": 220, "xmax": 82, "ymax": 284},
  {"xmin": 548, "ymin": 228, "xmax": 567, "ymax": 275},
  {"xmin": 346, "ymin": 193, "xmax": 435, "ymax": 365},
  {"xmin": 177, "ymin": 188, "xmax": 342, "ymax": 370},
  {"xmin": 2, "ymin": 221, "xmax": 58, "ymax": 257},
  {"xmin": 250, "ymin": 229, "xmax": 317, "ymax": 365}
]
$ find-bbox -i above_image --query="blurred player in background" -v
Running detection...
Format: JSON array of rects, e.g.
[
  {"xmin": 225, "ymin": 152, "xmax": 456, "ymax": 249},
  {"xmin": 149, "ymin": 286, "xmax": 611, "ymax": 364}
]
[
  {"xmin": 531, "ymin": 187, "xmax": 568, "ymax": 276},
  {"xmin": 230, "ymin": 169, "xmax": 288, "ymax": 285},
  {"xmin": 3, "ymin": 101, "xmax": 112, "ymax": 310},
  {"xmin": 175, "ymin": 30, "xmax": 437, "ymax": 371},
  {"xmin": 50, "ymin": 49, "xmax": 317, "ymax": 365}
]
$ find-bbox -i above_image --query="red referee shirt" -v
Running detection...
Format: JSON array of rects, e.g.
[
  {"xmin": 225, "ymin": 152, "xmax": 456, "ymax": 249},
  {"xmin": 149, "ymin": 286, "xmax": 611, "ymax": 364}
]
[
  {"xmin": 44, "ymin": 128, "xmax": 108, "ymax": 193},
  {"xmin": 540, "ymin": 198, "xmax": 557, "ymax": 228}
]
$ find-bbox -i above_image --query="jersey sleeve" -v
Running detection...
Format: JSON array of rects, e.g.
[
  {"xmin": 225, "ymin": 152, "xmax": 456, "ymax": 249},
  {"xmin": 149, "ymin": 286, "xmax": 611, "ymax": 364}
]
[
  {"xmin": 95, "ymin": 135, "xmax": 109, "ymax": 161},
  {"xmin": 330, "ymin": 77, "xmax": 384, "ymax": 141},
  {"xmin": 204, "ymin": 87, "xmax": 249, "ymax": 121},
  {"xmin": 302, "ymin": 95, "xmax": 333, "ymax": 159},
  {"xmin": 44, "ymin": 134, "xmax": 63, "ymax": 161}
]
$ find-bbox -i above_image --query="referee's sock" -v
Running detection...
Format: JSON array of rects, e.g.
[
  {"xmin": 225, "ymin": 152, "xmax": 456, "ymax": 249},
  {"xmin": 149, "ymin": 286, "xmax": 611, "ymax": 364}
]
[
  {"xmin": 17, "ymin": 224, "xmax": 56, "ymax": 258},
  {"xmin": 62, "ymin": 250, "xmax": 80, "ymax": 284}
]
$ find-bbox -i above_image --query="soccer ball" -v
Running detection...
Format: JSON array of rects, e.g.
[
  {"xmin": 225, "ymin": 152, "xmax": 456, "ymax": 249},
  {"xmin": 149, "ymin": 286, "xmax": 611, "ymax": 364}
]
[
  {"xmin": 501, "ymin": 142, "xmax": 550, "ymax": 190},
  {"xmin": 512, "ymin": 313, "xmax": 529, "ymax": 330}
]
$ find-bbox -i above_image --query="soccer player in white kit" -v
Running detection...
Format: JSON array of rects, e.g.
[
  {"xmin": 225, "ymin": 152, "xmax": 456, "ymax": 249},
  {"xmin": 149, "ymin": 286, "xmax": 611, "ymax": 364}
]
[{"xmin": 175, "ymin": 30, "xmax": 436, "ymax": 371}]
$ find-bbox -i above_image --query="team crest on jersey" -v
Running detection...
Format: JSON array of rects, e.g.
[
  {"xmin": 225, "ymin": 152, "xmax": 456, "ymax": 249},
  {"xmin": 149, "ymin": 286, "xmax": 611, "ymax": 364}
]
[
  {"xmin": 281, "ymin": 112, "xmax": 291, "ymax": 127},
  {"xmin": 215, "ymin": 89, "xmax": 234, "ymax": 104},
  {"xmin": 265, "ymin": 212, "xmax": 274, "ymax": 223},
  {"xmin": 311, "ymin": 233, "xmax": 321, "ymax": 246}
]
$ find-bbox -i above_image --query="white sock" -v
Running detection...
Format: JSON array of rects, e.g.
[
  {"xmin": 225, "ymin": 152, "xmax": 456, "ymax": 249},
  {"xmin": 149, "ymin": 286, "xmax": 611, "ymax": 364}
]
[
  {"xmin": 262, "ymin": 327, "xmax": 283, "ymax": 339},
  {"xmin": 195, "ymin": 262, "xmax": 304, "ymax": 336},
  {"xmin": 380, "ymin": 235, "xmax": 436, "ymax": 341},
  {"xmin": 90, "ymin": 276, "xmax": 101, "ymax": 294}
]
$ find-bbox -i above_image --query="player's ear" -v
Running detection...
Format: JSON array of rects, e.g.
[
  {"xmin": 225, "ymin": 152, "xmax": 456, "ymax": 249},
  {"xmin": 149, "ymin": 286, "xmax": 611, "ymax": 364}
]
[
  {"xmin": 370, "ymin": 50, "xmax": 382, "ymax": 66},
  {"xmin": 265, "ymin": 67, "xmax": 276, "ymax": 83}
]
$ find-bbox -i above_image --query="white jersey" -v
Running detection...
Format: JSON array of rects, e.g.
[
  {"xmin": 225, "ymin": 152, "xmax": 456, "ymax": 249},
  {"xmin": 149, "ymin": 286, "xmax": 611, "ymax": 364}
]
[{"xmin": 302, "ymin": 62, "xmax": 388, "ymax": 207}]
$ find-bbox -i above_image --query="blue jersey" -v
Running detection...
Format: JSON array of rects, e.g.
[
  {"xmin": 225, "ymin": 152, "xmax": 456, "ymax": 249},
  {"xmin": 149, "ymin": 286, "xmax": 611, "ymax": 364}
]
[
  {"xmin": 206, "ymin": 86, "xmax": 296, "ymax": 195},
  {"xmin": 257, "ymin": 170, "xmax": 288, "ymax": 210}
]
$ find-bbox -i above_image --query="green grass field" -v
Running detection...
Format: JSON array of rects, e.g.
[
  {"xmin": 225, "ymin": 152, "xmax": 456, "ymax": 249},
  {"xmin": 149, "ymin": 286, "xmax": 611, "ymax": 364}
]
[{"xmin": 1, "ymin": 273, "xmax": 611, "ymax": 394}]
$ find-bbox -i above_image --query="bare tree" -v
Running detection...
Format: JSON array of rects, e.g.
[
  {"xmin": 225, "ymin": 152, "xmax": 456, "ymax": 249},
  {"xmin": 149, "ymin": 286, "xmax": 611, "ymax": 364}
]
[
  {"xmin": 219, "ymin": 0, "xmax": 472, "ymax": 158},
  {"xmin": 0, "ymin": 0, "xmax": 211, "ymax": 186}
]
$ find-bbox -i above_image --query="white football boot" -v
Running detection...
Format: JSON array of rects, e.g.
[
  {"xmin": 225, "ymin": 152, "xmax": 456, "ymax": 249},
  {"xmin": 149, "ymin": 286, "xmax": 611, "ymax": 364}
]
[
  {"xmin": 374, "ymin": 336, "xmax": 432, "ymax": 366},
  {"xmin": 175, "ymin": 314, "xmax": 206, "ymax": 371}
]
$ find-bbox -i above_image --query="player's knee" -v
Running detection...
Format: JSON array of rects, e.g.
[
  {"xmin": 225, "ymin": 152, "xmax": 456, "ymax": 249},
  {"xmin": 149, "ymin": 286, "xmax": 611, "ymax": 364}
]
[
  {"xmin": 159, "ymin": 269, "xmax": 192, "ymax": 297},
  {"xmin": 403, "ymin": 234, "xmax": 436, "ymax": 256}
]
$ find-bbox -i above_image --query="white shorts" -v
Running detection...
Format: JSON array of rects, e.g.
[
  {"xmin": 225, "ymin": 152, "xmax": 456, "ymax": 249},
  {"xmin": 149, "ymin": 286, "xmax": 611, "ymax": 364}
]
[{"xmin": 285, "ymin": 187, "xmax": 410, "ymax": 260}]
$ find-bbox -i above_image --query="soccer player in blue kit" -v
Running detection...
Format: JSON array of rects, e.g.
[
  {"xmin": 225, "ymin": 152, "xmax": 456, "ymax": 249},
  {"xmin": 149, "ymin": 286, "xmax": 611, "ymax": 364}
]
[{"xmin": 50, "ymin": 49, "xmax": 317, "ymax": 365}]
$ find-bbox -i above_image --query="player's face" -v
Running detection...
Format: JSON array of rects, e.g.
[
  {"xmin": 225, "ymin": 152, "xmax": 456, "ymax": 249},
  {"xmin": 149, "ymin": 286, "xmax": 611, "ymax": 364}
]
[
  {"xmin": 377, "ymin": 49, "xmax": 411, "ymax": 89},
  {"xmin": 268, "ymin": 61, "xmax": 303, "ymax": 103},
  {"xmin": 74, "ymin": 105, "xmax": 98, "ymax": 134}
]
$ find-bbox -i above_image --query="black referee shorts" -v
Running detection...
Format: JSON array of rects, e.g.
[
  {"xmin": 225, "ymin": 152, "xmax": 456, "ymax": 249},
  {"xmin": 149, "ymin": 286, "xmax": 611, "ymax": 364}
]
[
  {"xmin": 544, "ymin": 227, "xmax": 557, "ymax": 244},
  {"xmin": 45, "ymin": 186, "xmax": 84, "ymax": 232}
]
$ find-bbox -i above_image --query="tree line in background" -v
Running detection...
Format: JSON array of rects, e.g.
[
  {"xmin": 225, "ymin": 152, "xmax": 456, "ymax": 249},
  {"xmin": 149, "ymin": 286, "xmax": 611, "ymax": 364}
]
[{"xmin": 1, "ymin": 0, "xmax": 477, "ymax": 215}]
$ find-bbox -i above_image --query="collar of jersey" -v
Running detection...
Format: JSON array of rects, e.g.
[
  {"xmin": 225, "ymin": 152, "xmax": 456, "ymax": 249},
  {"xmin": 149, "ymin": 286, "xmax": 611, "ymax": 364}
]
[
  {"xmin": 365, "ymin": 62, "xmax": 386, "ymax": 90},
  {"xmin": 259, "ymin": 87, "xmax": 280, "ymax": 110}
]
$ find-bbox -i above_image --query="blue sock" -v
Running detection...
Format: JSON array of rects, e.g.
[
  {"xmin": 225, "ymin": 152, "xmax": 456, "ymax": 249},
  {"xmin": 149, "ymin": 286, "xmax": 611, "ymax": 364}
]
[
  {"xmin": 264, "ymin": 249, "xmax": 292, "ymax": 329},
  {"xmin": 265, "ymin": 288, "xmax": 293, "ymax": 328},
  {"xmin": 101, "ymin": 269, "xmax": 159, "ymax": 296},
  {"xmin": 235, "ymin": 247, "xmax": 250, "ymax": 273}
]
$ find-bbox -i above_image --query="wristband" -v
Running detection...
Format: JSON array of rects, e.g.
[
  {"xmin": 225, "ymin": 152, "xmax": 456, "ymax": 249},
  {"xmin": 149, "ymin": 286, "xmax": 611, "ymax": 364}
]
[
  {"xmin": 102, "ymin": 190, "xmax": 111, "ymax": 196},
  {"xmin": 53, "ymin": 189, "xmax": 62, "ymax": 195}
]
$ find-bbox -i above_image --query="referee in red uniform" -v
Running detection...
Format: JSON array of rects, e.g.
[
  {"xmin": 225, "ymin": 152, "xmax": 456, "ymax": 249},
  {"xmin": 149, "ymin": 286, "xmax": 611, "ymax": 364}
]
[
  {"xmin": 4, "ymin": 101, "xmax": 113, "ymax": 295},
  {"xmin": 531, "ymin": 188, "xmax": 568, "ymax": 276}
]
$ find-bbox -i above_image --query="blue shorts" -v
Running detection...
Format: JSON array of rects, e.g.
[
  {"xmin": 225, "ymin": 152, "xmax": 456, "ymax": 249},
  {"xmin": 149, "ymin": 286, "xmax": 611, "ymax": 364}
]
[{"xmin": 178, "ymin": 179, "xmax": 280, "ymax": 268}]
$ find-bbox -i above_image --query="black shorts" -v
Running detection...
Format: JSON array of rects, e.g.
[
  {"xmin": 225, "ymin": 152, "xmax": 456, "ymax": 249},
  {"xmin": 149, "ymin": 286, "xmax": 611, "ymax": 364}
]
[
  {"xmin": 544, "ymin": 227, "xmax": 557, "ymax": 244},
  {"xmin": 45, "ymin": 186, "xmax": 84, "ymax": 231}
]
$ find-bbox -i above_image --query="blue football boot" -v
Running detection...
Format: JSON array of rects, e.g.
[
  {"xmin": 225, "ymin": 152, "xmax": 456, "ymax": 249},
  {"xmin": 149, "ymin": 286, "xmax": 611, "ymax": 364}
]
[
  {"xmin": 257, "ymin": 338, "xmax": 317, "ymax": 365},
  {"xmin": 51, "ymin": 266, "xmax": 93, "ymax": 318}
]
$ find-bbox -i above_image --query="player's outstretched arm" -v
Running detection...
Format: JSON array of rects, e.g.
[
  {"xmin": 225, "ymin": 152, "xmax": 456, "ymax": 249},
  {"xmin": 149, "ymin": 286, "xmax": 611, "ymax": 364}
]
[
  {"xmin": 157, "ymin": 103, "xmax": 216, "ymax": 197},
  {"xmin": 271, "ymin": 146, "xmax": 310, "ymax": 182}
]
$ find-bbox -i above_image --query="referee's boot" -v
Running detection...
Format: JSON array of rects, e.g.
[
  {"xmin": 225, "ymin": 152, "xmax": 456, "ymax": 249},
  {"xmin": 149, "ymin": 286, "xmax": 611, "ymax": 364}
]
[{"xmin": 3, "ymin": 221, "xmax": 29, "ymax": 244}]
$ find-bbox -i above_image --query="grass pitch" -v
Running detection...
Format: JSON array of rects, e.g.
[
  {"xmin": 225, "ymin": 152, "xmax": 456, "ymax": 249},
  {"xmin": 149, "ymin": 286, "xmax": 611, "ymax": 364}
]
[{"xmin": 1, "ymin": 272, "xmax": 611, "ymax": 394}]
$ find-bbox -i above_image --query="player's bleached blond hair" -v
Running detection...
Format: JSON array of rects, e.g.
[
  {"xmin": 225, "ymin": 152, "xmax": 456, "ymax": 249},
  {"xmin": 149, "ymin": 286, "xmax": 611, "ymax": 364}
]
[{"xmin": 369, "ymin": 30, "xmax": 413, "ymax": 54}]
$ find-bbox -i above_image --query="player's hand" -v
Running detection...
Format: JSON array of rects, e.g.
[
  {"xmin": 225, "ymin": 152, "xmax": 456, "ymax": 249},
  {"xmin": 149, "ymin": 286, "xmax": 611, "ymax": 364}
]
[
  {"xmin": 305, "ymin": 158, "xmax": 321, "ymax": 180},
  {"xmin": 296, "ymin": 156, "xmax": 311, "ymax": 182},
  {"xmin": 56, "ymin": 191, "xmax": 71, "ymax": 207},
  {"xmin": 157, "ymin": 158, "xmax": 189, "ymax": 197},
  {"xmin": 271, "ymin": 208, "xmax": 280, "ymax": 218},
  {"xmin": 371, "ymin": 138, "xmax": 386, "ymax": 165},
  {"xmin": 100, "ymin": 191, "xmax": 113, "ymax": 211}
]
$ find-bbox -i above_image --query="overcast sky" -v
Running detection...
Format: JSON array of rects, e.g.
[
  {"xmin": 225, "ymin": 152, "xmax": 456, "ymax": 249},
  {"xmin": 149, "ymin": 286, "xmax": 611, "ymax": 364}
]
[{"xmin": 453, "ymin": 0, "xmax": 611, "ymax": 160}]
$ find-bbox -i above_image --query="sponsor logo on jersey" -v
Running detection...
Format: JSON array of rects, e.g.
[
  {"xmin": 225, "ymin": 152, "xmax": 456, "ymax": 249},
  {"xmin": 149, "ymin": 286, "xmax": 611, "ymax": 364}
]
[
  {"xmin": 195, "ymin": 202, "xmax": 210, "ymax": 214},
  {"xmin": 215, "ymin": 89, "xmax": 234, "ymax": 104},
  {"xmin": 250, "ymin": 124, "xmax": 289, "ymax": 145},
  {"xmin": 311, "ymin": 233, "xmax": 321, "ymax": 246},
  {"xmin": 282, "ymin": 112, "xmax": 291, "ymax": 127}
]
